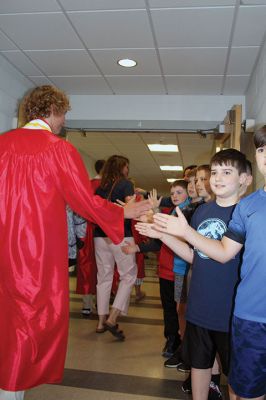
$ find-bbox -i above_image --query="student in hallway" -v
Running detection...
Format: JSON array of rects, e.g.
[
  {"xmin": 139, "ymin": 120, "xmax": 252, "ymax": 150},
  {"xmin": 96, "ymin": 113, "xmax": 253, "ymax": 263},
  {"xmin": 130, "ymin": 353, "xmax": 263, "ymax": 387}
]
[
  {"xmin": 94, "ymin": 155, "xmax": 138, "ymax": 341},
  {"xmin": 136, "ymin": 149, "xmax": 248, "ymax": 400},
  {"xmin": 122, "ymin": 180, "xmax": 191, "ymax": 362},
  {"xmin": 147, "ymin": 130, "xmax": 266, "ymax": 400}
]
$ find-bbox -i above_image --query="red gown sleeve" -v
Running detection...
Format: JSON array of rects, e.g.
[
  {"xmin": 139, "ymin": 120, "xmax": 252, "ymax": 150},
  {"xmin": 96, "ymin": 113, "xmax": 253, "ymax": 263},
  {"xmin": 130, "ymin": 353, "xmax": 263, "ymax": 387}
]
[{"xmin": 50, "ymin": 140, "xmax": 124, "ymax": 244}]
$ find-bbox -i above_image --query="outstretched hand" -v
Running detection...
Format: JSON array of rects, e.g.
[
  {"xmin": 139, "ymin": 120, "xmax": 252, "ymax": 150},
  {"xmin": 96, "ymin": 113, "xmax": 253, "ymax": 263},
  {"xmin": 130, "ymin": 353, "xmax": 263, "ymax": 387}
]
[
  {"xmin": 121, "ymin": 241, "xmax": 139, "ymax": 255},
  {"xmin": 121, "ymin": 199, "xmax": 152, "ymax": 219},
  {"xmin": 148, "ymin": 188, "xmax": 162, "ymax": 212},
  {"xmin": 116, "ymin": 195, "xmax": 136, "ymax": 207},
  {"xmin": 152, "ymin": 206, "xmax": 188, "ymax": 237},
  {"xmin": 135, "ymin": 222, "xmax": 164, "ymax": 239}
]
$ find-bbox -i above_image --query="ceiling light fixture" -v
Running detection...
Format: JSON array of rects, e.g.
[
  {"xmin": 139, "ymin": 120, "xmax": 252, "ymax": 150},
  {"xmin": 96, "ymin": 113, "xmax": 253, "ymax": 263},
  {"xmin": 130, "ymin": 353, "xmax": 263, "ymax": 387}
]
[
  {"xmin": 148, "ymin": 144, "xmax": 178, "ymax": 152},
  {"xmin": 167, "ymin": 178, "xmax": 177, "ymax": 183},
  {"xmin": 160, "ymin": 166, "xmax": 183, "ymax": 171},
  {"xmin": 117, "ymin": 58, "xmax": 137, "ymax": 68}
]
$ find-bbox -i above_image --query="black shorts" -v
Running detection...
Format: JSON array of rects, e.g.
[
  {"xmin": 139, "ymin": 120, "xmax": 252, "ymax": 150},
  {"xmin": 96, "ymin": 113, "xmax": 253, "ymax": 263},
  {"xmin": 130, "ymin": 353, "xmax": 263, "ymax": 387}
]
[{"xmin": 182, "ymin": 321, "xmax": 230, "ymax": 375}]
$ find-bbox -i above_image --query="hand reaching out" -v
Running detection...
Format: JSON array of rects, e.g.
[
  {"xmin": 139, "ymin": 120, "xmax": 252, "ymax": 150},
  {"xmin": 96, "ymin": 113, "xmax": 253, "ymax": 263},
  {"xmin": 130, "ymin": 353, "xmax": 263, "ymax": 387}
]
[
  {"xmin": 148, "ymin": 188, "xmax": 162, "ymax": 212},
  {"xmin": 152, "ymin": 206, "xmax": 188, "ymax": 237},
  {"xmin": 135, "ymin": 222, "xmax": 164, "ymax": 240},
  {"xmin": 116, "ymin": 195, "xmax": 136, "ymax": 206},
  {"xmin": 117, "ymin": 197, "xmax": 152, "ymax": 219},
  {"xmin": 121, "ymin": 241, "xmax": 139, "ymax": 255}
]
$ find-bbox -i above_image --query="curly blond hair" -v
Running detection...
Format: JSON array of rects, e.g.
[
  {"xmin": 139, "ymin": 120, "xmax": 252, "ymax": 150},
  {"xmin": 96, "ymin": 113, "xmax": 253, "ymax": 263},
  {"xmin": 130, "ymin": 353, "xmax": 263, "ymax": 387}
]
[{"xmin": 22, "ymin": 85, "xmax": 71, "ymax": 122}]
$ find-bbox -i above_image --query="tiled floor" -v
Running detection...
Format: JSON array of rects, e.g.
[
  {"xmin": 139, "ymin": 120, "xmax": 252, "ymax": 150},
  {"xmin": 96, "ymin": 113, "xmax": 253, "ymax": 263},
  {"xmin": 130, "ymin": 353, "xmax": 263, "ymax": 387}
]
[{"xmin": 25, "ymin": 257, "xmax": 228, "ymax": 399}]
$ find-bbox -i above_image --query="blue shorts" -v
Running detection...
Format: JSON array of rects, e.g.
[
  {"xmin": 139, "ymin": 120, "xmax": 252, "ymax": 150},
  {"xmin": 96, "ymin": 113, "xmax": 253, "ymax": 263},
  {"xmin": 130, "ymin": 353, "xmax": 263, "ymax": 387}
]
[{"xmin": 229, "ymin": 316, "xmax": 266, "ymax": 398}]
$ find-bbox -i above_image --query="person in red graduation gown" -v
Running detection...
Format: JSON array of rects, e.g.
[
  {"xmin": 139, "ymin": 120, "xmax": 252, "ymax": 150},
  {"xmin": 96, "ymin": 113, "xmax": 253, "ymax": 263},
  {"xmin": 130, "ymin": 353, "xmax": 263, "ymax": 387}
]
[
  {"xmin": 76, "ymin": 159, "xmax": 106, "ymax": 313},
  {"xmin": 0, "ymin": 85, "xmax": 151, "ymax": 399}
]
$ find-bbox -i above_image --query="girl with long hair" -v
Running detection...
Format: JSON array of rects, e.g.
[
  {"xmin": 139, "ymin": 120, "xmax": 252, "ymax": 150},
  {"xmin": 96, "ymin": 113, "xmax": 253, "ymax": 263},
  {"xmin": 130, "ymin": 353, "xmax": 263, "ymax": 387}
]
[{"xmin": 94, "ymin": 155, "xmax": 137, "ymax": 340}]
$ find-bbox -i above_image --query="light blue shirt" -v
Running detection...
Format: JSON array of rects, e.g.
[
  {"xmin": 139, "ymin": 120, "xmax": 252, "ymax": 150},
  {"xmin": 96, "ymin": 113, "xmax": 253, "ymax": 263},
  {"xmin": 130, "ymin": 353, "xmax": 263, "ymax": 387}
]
[{"xmin": 226, "ymin": 188, "xmax": 266, "ymax": 323}]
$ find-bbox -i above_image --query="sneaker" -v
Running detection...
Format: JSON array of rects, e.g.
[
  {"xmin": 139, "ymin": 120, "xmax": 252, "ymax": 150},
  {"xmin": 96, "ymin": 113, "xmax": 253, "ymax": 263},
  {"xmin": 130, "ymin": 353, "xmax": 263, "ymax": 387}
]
[
  {"xmin": 164, "ymin": 353, "xmax": 182, "ymax": 368},
  {"xmin": 181, "ymin": 374, "xmax": 192, "ymax": 394},
  {"xmin": 161, "ymin": 336, "xmax": 180, "ymax": 358},
  {"xmin": 162, "ymin": 348, "xmax": 174, "ymax": 358},
  {"xmin": 177, "ymin": 362, "xmax": 191, "ymax": 373},
  {"xmin": 208, "ymin": 381, "xmax": 222, "ymax": 400},
  {"xmin": 81, "ymin": 308, "xmax": 91, "ymax": 317}
]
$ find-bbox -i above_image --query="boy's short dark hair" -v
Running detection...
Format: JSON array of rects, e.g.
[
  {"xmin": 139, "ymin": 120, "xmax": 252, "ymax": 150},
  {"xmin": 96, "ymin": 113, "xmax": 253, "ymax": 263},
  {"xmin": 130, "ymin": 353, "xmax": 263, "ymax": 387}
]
[
  {"xmin": 183, "ymin": 164, "xmax": 197, "ymax": 174},
  {"xmin": 94, "ymin": 159, "xmax": 105, "ymax": 174},
  {"xmin": 170, "ymin": 179, "xmax": 188, "ymax": 191},
  {"xmin": 254, "ymin": 125, "xmax": 266, "ymax": 149},
  {"xmin": 196, "ymin": 164, "xmax": 211, "ymax": 175},
  {"xmin": 210, "ymin": 149, "xmax": 247, "ymax": 175}
]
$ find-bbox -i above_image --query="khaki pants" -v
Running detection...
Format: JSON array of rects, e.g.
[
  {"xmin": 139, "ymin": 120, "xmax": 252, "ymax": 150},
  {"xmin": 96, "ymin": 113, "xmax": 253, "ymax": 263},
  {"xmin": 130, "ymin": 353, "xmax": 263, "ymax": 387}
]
[
  {"xmin": 94, "ymin": 237, "xmax": 137, "ymax": 315},
  {"xmin": 0, "ymin": 390, "xmax": 24, "ymax": 400}
]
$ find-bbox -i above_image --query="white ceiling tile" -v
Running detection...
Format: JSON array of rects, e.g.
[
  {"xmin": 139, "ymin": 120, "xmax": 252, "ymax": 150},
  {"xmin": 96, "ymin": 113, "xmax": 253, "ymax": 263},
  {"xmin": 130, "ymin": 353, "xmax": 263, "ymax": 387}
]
[
  {"xmin": 166, "ymin": 76, "xmax": 223, "ymax": 94},
  {"xmin": 90, "ymin": 49, "xmax": 161, "ymax": 75},
  {"xmin": 27, "ymin": 76, "xmax": 54, "ymax": 85},
  {"xmin": 160, "ymin": 48, "xmax": 227, "ymax": 75},
  {"xmin": 1, "ymin": 51, "xmax": 43, "ymax": 75},
  {"xmin": 149, "ymin": 0, "xmax": 236, "ymax": 6},
  {"xmin": 241, "ymin": 0, "xmax": 266, "ymax": 4},
  {"xmin": 105, "ymin": 132, "xmax": 144, "ymax": 143},
  {"xmin": 0, "ymin": 32, "xmax": 17, "ymax": 50},
  {"xmin": 0, "ymin": 1, "xmax": 259, "ymax": 102},
  {"xmin": 141, "ymin": 132, "xmax": 178, "ymax": 143},
  {"xmin": 223, "ymin": 75, "xmax": 250, "ymax": 94},
  {"xmin": 49, "ymin": 76, "xmax": 113, "ymax": 94},
  {"xmin": 0, "ymin": 13, "xmax": 83, "ymax": 50},
  {"xmin": 0, "ymin": 0, "xmax": 60, "ymax": 13},
  {"xmin": 106, "ymin": 76, "xmax": 166, "ymax": 94},
  {"xmin": 25, "ymin": 50, "xmax": 99, "ymax": 75},
  {"xmin": 60, "ymin": 0, "xmax": 146, "ymax": 11},
  {"xmin": 151, "ymin": 7, "xmax": 234, "ymax": 47},
  {"xmin": 233, "ymin": 5, "xmax": 266, "ymax": 46},
  {"xmin": 227, "ymin": 47, "xmax": 260, "ymax": 74},
  {"xmin": 68, "ymin": 10, "xmax": 154, "ymax": 48},
  {"xmin": 153, "ymin": 154, "xmax": 183, "ymax": 164}
]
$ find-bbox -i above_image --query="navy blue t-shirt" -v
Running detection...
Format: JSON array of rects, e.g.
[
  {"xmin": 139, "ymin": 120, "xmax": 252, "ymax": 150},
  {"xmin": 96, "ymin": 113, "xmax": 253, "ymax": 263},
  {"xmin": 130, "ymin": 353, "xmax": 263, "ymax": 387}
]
[
  {"xmin": 186, "ymin": 201, "xmax": 241, "ymax": 332},
  {"xmin": 94, "ymin": 178, "xmax": 134, "ymax": 238}
]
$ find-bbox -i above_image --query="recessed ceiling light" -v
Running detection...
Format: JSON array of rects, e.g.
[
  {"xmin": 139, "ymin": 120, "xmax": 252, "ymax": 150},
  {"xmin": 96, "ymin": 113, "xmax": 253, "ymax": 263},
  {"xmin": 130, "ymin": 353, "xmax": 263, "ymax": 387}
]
[
  {"xmin": 167, "ymin": 178, "xmax": 177, "ymax": 183},
  {"xmin": 117, "ymin": 58, "xmax": 137, "ymax": 68},
  {"xmin": 160, "ymin": 165, "xmax": 183, "ymax": 171},
  {"xmin": 147, "ymin": 144, "xmax": 178, "ymax": 152}
]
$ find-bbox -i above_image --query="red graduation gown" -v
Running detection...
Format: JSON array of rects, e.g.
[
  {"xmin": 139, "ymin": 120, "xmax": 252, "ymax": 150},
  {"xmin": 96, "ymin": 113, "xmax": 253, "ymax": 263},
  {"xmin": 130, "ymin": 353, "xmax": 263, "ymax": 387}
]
[
  {"xmin": 76, "ymin": 177, "xmax": 101, "ymax": 295},
  {"xmin": 0, "ymin": 127, "xmax": 124, "ymax": 390}
]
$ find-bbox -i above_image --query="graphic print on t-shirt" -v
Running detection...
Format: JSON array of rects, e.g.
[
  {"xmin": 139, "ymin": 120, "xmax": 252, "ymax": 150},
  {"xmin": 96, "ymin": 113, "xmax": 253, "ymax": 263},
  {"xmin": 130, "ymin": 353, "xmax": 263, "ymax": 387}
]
[{"xmin": 196, "ymin": 218, "xmax": 227, "ymax": 259}]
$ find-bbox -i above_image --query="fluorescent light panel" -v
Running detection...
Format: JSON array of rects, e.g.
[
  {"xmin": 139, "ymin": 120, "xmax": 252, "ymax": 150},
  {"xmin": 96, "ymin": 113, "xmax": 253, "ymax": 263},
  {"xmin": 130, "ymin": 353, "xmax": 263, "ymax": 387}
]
[
  {"xmin": 160, "ymin": 165, "xmax": 183, "ymax": 171},
  {"xmin": 148, "ymin": 144, "xmax": 178, "ymax": 152},
  {"xmin": 167, "ymin": 178, "xmax": 177, "ymax": 183}
]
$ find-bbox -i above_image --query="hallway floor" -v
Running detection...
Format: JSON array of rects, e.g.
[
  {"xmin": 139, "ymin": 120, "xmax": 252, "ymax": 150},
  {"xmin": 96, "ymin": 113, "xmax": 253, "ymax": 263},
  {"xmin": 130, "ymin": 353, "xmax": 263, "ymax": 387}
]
[{"xmin": 25, "ymin": 257, "xmax": 228, "ymax": 399}]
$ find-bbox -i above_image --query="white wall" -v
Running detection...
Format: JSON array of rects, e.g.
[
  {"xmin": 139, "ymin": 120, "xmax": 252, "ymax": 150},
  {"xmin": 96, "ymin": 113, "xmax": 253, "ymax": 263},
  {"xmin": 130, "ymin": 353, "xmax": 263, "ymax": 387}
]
[
  {"xmin": 78, "ymin": 149, "xmax": 95, "ymax": 177},
  {"xmin": 246, "ymin": 39, "xmax": 266, "ymax": 188},
  {"xmin": 68, "ymin": 94, "xmax": 245, "ymax": 126},
  {"xmin": 0, "ymin": 55, "xmax": 32, "ymax": 133}
]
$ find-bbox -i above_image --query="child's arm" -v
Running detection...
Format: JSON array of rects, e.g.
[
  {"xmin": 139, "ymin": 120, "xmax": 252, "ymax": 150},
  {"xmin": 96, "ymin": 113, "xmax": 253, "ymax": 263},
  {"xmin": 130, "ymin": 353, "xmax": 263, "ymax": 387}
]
[
  {"xmin": 152, "ymin": 207, "xmax": 243, "ymax": 263},
  {"xmin": 121, "ymin": 238, "xmax": 161, "ymax": 255},
  {"xmin": 135, "ymin": 223, "xmax": 194, "ymax": 264}
]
